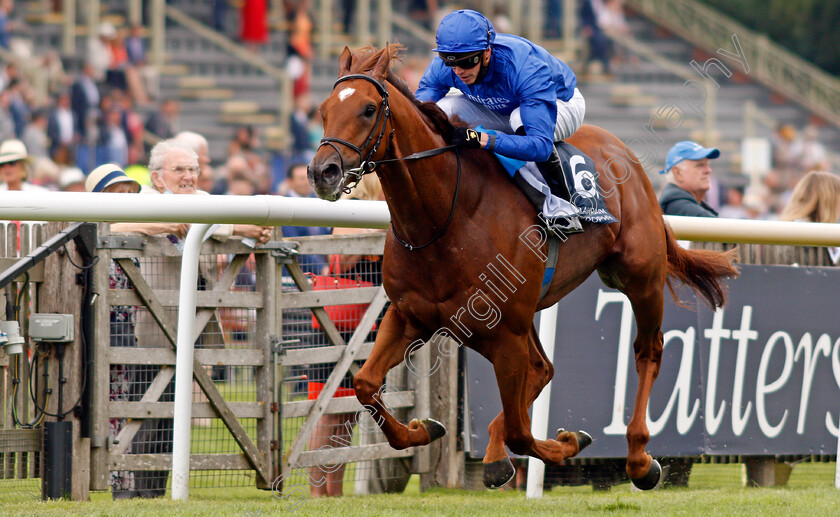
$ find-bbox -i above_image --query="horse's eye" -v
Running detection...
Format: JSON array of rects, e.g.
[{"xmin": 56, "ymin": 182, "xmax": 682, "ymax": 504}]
[{"xmin": 364, "ymin": 105, "xmax": 377, "ymax": 117}]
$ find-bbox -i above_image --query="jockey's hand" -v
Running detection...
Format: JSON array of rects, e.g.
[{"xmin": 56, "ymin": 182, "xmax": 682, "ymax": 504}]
[{"xmin": 452, "ymin": 127, "xmax": 483, "ymax": 149}]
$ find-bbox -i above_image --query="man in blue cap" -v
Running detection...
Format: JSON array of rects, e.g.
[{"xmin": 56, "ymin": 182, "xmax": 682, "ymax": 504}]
[
  {"xmin": 658, "ymin": 140, "xmax": 721, "ymax": 217},
  {"xmin": 416, "ymin": 9, "xmax": 585, "ymax": 233}
]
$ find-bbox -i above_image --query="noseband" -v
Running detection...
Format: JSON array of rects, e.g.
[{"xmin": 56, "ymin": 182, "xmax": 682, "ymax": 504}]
[{"xmin": 319, "ymin": 74, "xmax": 392, "ymax": 194}]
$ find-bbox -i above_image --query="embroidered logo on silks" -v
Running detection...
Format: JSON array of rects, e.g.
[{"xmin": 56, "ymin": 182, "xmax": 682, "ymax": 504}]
[{"xmin": 465, "ymin": 94, "xmax": 510, "ymax": 110}]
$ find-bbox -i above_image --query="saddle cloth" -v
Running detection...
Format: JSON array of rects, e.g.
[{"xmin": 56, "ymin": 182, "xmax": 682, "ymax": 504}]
[{"xmin": 480, "ymin": 128, "xmax": 618, "ymax": 225}]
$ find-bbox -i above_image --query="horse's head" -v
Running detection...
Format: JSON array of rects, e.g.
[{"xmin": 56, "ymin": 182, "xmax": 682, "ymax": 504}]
[{"xmin": 308, "ymin": 45, "xmax": 397, "ymax": 201}]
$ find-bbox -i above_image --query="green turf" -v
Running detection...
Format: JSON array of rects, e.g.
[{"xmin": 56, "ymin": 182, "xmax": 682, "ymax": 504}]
[{"xmin": 2, "ymin": 463, "xmax": 839, "ymax": 516}]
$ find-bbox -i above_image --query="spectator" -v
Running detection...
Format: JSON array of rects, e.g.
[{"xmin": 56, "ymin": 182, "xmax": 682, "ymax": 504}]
[
  {"xmin": 40, "ymin": 50, "xmax": 73, "ymax": 96},
  {"xmin": 658, "ymin": 140, "xmax": 720, "ymax": 217},
  {"xmin": 108, "ymin": 26, "xmax": 149, "ymax": 104},
  {"xmin": 597, "ymin": 0, "xmax": 629, "ymax": 65},
  {"xmin": 281, "ymin": 162, "xmax": 330, "ymax": 275},
  {"xmin": 240, "ymin": 0, "xmax": 268, "ymax": 52},
  {"xmin": 212, "ymin": 153, "xmax": 250, "ymax": 195},
  {"xmin": 5, "ymin": 77, "xmax": 28, "ymax": 137},
  {"xmin": 339, "ymin": 0, "xmax": 356, "ymax": 35},
  {"xmin": 289, "ymin": 93, "xmax": 315, "ymax": 163},
  {"xmin": 47, "ymin": 91, "xmax": 76, "ymax": 157},
  {"xmin": 146, "ymin": 139, "xmax": 272, "ymax": 243},
  {"xmin": 790, "ymin": 124, "xmax": 830, "ymax": 174},
  {"xmin": 0, "ymin": 89, "xmax": 14, "ymax": 140},
  {"xmin": 58, "ymin": 166, "xmax": 86, "ymax": 192},
  {"xmin": 70, "ymin": 63, "xmax": 101, "ymax": 141},
  {"xmin": 99, "ymin": 107, "xmax": 129, "ymax": 167},
  {"xmin": 125, "ymin": 24, "xmax": 159, "ymax": 100},
  {"xmin": 113, "ymin": 90, "xmax": 145, "ymax": 165},
  {"xmin": 544, "ymin": 0, "xmax": 562, "ymax": 39},
  {"xmin": 287, "ymin": 2, "xmax": 313, "ymax": 102},
  {"xmin": 0, "ymin": 0, "xmax": 19, "ymax": 50},
  {"xmin": 84, "ymin": 164, "xmax": 152, "ymax": 499},
  {"xmin": 125, "ymin": 141, "xmax": 271, "ymax": 496},
  {"xmin": 780, "ymin": 171, "xmax": 840, "ymax": 224},
  {"xmin": 771, "ymin": 123, "xmax": 798, "ymax": 185},
  {"xmin": 145, "ymin": 98, "xmax": 180, "ymax": 139},
  {"xmin": 780, "ymin": 170, "xmax": 840, "ymax": 265},
  {"xmin": 227, "ymin": 171, "xmax": 258, "ymax": 196},
  {"xmin": 213, "ymin": 0, "xmax": 227, "ymax": 32},
  {"xmin": 21, "ymin": 108, "xmax": 48, "ymax": 159},
  {"xmin": 580, "ymin": 0, "xmax": 612, "ymax": 76},
  {"xmin": 228, "ymin": 125, "xmax": 271, "ymax": 194},
  {"xmin": 0, "ymin": 138, "xmax": 47, "ymax": 191},
  {"xmin": 88, "ymin": 22, "xmax": 116, "ymax": 83},
  {"xmin": 174, "ymin": 131, "xmax": 214, "ymax": 192}
]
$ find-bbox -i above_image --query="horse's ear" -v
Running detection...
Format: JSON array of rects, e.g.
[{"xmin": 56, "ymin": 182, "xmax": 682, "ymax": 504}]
[
  {"xmin": 372, "ymin": 43, "xmax": 391, "ymax": 83},
  {"xmin": 338, "ymin": 46, "xmax": 352, "ymax": 76}
]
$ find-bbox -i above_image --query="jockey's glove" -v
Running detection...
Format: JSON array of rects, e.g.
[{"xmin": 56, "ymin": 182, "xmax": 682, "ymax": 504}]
[{"xmin": 452, "ymin": 127, "xmax": 483, "ymax": 149}]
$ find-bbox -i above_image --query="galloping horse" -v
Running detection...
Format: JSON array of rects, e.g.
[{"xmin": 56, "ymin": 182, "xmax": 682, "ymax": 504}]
[{"xmin": 307, "ymin": 44, "xmax": 738, "ymax": 490}]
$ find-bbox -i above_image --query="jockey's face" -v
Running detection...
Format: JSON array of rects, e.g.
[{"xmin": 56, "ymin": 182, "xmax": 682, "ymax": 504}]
[
  {"xmin": 451, "ymin": 48, "xmax": 491, "ymax": 85},
  {"xmin": 672, "ymin": 158, "xmax": 713, "ymax": 202}
]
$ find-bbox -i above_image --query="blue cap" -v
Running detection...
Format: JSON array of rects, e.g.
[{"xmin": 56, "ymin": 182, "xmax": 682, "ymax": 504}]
[
  {"xmin": 433, "ymin": 10, "xmax": 496, "ymax": 54},
  {"xmin": 660, "ymin": 140, "xmax": 720, "ymax": 174}
]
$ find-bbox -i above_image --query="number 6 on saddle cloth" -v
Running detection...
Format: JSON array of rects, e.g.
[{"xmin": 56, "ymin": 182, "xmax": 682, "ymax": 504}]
[{"xmin": 309, "ymin": 255, "xmax": 377, "ymax": 333}]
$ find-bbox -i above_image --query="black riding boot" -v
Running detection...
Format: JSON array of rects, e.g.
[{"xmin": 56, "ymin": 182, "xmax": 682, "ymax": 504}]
[{"xmin": 516, "ymin": 127, "xmax": 583, "ymax": 234}]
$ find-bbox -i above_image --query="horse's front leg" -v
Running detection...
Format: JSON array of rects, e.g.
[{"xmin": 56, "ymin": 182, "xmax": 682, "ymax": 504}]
[
  {"xmin": 354, "ymin": 306, "xmax": 445, "ymax": 450},
  {"xmin": 483, "ymin": 329, "xmax": 592, "ymax": 488}
]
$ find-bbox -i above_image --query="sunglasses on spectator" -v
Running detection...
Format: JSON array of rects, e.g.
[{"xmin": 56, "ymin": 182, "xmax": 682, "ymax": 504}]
[{"xmin": 440, "ymin": 51, "xmax": 483, "ymax": 69}]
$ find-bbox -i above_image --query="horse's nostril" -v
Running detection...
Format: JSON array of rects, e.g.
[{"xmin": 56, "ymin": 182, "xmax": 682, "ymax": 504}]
[{"xmin": 323, "ymin": 163, "xmax": 341, "ymax": 181}]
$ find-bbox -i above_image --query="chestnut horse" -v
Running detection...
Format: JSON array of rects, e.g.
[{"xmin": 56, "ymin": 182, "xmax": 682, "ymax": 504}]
[{"xmin": 307, "ymin": 44, "xmax": 737, "ymax": 490}]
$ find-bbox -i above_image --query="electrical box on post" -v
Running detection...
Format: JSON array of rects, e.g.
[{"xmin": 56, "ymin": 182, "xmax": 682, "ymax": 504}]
[{"xmin": 29, "ymin": 314, "xmax": 75, "ymax": 343}]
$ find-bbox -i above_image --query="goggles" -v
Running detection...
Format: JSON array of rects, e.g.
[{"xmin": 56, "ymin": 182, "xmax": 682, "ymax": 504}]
[{"xmin": 439, "ymin": 50, "xmax": 483, "ymax": 69}]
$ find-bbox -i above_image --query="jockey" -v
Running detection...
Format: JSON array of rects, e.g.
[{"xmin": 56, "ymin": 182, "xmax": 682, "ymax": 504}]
[{"xmin": 416, "ymin": 9, "xmax": 586, "ymax": 233}]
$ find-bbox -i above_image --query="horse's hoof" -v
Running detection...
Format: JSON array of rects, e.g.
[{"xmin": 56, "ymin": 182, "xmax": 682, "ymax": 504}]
[
  {"xmin": 556, "ymin": 428, "xmax": 593, "ymax": 454},
  {"xmin": 411, "ymin": 418, "xmax": 446, "ymax": 443},
  {"xmin": 576, "ymin": 431, "xmax": 593, "ymax": 452},
  {"xmin": 630, "ymin": 458, "xmax": 662, "ymax": 491},
  {"xmin": 483, "ymin": 457, "xmax": 515, "ymax": 489}
]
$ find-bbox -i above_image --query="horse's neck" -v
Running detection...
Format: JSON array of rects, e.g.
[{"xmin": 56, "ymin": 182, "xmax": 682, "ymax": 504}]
[{"xmin": 380, "ymin": 94, "xmax": 465, "ymax": 244}]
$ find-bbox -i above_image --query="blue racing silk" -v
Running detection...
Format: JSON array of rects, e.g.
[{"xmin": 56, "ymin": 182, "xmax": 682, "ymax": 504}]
[{"xmin": 416, "ymin": 33, "xmax": 577, "ymax": 163}]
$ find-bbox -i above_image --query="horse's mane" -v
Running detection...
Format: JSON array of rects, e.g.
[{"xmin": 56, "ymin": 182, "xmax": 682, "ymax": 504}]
[{"xmin": 347, "ymin": 44, "xmax": 457, "ymax": 139}]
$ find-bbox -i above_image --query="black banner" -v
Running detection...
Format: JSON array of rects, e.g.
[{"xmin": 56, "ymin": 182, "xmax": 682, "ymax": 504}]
[{"xmin": 466, "ymin": 265, "xmax": 840, "ymax": 458}]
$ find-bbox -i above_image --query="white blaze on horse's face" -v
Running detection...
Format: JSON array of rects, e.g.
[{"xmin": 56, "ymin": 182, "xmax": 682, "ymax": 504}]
[{"xmin": 338, "ymin": 87, "xmax": 355, "ymax": 102}]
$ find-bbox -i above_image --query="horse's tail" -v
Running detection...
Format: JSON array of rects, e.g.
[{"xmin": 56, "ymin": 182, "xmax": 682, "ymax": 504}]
[{"xmin": 664, "ymin": 222, "xmax": 739, "ymax": 309}]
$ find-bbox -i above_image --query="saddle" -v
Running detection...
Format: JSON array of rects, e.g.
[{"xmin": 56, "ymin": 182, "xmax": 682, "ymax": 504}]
[{"xmin": 485, "ymin": 132, "xmax": 618, "ymax": 225}]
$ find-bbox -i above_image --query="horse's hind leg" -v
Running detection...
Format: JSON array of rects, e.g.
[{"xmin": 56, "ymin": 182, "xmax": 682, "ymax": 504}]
[
  {"xmin": 353, "ymin": 307, "xmax": 445, "ymax": 449},
  {"xmin": 484, "ymin": 326, "xmax": 592, "ymax": 488},
  {"xmin": 600, "ymin": 243, "xmax": 667, "ymax": 490}
]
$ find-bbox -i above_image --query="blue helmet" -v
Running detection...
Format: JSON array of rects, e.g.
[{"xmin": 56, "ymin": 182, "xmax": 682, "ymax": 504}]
[{"xmin": 432, "ymin": 10, "xmax": 496, "ymax": 54}]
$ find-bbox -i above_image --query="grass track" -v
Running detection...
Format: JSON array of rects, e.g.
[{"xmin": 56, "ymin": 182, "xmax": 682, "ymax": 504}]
[{"xmin": 2, "ymin": 463, "xmax": 839, "ymax": 516}]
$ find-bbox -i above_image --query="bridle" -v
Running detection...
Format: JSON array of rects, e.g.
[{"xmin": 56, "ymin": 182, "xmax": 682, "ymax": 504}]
[
  {"xmin": 318, "ymin": 73, "xmax": 462, "ymax": 251},
  {"xmin": 318, "ymin": 74, "xmax": 393, "ymax": 193}
]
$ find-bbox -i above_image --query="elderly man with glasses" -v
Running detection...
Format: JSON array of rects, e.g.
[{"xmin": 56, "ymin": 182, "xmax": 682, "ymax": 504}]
[
  {"xmin": 145, "ymin": 139, "xmax": 272, "ymax": 243},
  {"xmin": 416, "ymin": 9, "xmax": 586, "ymax": 233}
]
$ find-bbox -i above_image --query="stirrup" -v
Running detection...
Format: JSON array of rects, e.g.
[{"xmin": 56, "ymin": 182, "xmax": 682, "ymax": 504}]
[{"xmin": 544, "ymin": 215, "xmax": 583, "ymax": 234}]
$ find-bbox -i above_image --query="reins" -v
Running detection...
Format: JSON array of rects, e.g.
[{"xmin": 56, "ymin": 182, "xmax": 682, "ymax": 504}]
[{"xmin": 318, "ymin": 73, "xmax": 462, "ymax": 251}]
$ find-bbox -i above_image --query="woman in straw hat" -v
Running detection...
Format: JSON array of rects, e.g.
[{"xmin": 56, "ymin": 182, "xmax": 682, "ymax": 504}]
[{"xmin": 0, "ymin": 139, "xmax": 48, "ymax": 191}]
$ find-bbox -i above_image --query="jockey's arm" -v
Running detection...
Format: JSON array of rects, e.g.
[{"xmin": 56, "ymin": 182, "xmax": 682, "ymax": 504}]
[
  {"xmin": 415, "ymin": 61, "xmax": 452, "ymax": 103},
  {"xmin": 483, "ymin": 97, "xmax": 556, "ymax": 162}
]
